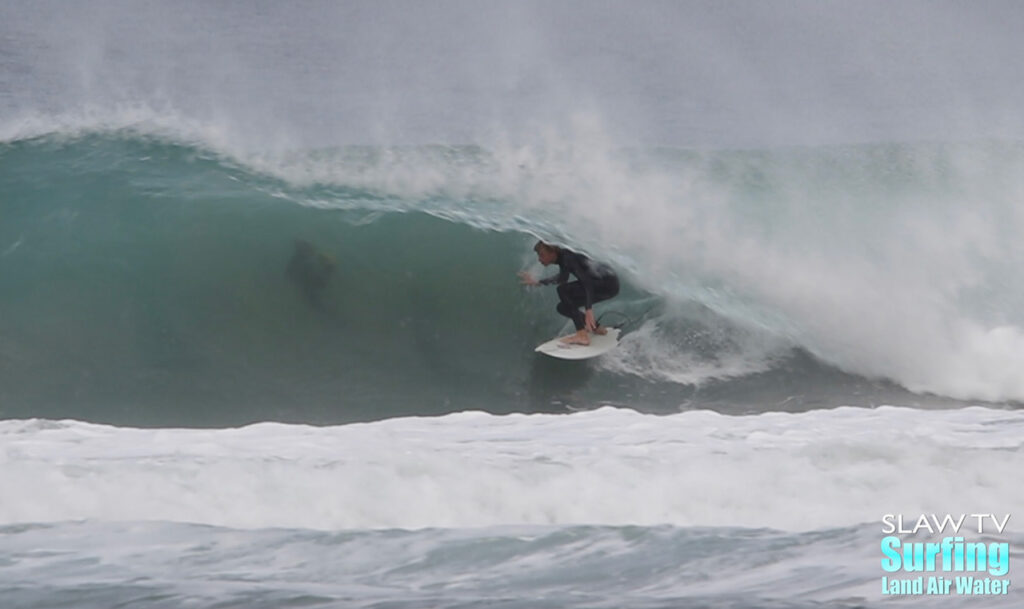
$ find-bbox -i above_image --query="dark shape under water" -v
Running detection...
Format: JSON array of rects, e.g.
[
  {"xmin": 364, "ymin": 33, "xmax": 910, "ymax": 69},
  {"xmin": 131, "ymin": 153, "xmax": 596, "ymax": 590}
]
[{"xmin": 287, "ymin": 239, "xmax": 336, "ymax": 306}]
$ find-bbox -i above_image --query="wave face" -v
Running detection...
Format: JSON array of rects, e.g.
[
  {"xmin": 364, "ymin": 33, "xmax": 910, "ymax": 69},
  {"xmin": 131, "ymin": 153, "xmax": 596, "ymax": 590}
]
[
  {"xmin": 3, "ymin": 131, "xmax": 1024, "ymax": 425},
  {"xmin": 0, "ymin": 134, "xmax": 575, "ymax": 424}
]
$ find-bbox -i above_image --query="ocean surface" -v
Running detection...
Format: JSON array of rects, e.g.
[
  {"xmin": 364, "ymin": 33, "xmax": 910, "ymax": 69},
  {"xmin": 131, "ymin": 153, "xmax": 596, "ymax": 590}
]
[{"xmin": 2, "ymin": 2, "xmax": 1023, "ymax": 607}]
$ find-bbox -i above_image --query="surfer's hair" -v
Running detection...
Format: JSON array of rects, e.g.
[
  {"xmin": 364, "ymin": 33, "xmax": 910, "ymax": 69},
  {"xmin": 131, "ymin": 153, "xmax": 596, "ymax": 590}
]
[{"xmin": 533, "ymin": 241, "xmax": 558, "ymax": 254}]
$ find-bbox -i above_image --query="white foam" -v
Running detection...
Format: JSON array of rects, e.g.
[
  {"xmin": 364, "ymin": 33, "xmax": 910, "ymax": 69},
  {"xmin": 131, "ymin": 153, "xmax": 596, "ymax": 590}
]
[
  {"xmin": 1, "ymin": 406, "xmax": 1020, "ymax": 532},
  {"xmin": 500, "ymin": 131, "xmax": 1024, "ymax": 404},
  {"xmin": 598, "ymin": 314, "xmax": 787, "ymax": 385}
]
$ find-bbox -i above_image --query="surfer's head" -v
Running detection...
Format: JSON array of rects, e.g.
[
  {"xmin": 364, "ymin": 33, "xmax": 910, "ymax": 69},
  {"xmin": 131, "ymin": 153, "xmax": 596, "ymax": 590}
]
[{"xmin": 533, "ymin": 241, "xmax": 559, "ymax": 266}]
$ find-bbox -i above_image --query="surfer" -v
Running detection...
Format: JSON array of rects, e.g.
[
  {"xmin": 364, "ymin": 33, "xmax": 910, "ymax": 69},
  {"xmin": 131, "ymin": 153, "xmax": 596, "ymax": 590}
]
[{"xmin": 519, "ymin": 241, "xmax": 619, "ymax": 346}]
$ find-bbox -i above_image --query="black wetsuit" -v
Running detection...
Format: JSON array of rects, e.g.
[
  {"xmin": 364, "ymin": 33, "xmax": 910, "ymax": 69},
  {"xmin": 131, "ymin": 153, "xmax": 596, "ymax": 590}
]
[{"xmin": 539, "ymin": 249, "xmax": 620, "ymax": 330}]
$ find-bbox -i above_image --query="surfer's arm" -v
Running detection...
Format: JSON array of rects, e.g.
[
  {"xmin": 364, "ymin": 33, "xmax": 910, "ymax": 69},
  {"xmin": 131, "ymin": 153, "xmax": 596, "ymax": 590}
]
[
  {"xmin": 533, "ymin": 263, "xmax": 569, "ymax": 286},
  {"xmin": 518, "ymin": 271, "xmax": 563, "ymax": 286}
]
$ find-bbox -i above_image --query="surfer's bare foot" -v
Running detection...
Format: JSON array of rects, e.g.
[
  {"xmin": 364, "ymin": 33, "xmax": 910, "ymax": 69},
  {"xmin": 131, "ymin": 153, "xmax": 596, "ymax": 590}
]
[
  {"xmin": 592, "ymin": 325, "xmax": 608, "ymax": 336},
  {"xmin": 560, "ymin": 330, "xmax": 591, "ymax": 346}
]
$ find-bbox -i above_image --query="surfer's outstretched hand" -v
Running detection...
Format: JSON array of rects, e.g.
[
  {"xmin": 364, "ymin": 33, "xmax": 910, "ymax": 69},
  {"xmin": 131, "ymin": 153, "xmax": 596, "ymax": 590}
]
[
  {"xmin": 584, "ymin": 309, "xmax": 598, "ymax": 331},
  {"xmin": 518, "ymin": 271, "xmax": 538, "ymax": 286}
]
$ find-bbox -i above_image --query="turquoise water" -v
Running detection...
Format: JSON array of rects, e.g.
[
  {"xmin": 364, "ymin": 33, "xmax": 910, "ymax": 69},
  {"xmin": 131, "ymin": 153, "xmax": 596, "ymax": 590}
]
[
  {"xmin": 7, "ymin": 133, "xmax": 1015, "ymax": 425},
  {"xmin": 1, "ymin": 134, "xmax": 658, "ymax": 424}
]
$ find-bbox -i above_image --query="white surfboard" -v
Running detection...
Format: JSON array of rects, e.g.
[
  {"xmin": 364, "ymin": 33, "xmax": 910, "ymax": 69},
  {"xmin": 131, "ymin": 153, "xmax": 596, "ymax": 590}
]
[{"xmin": 534, "ymin": 328, "xmax": 621, "ymax": 360}]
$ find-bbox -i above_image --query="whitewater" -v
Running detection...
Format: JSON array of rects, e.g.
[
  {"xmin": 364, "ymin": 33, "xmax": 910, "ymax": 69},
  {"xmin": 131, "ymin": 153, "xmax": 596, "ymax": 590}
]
[{"xmin": 2, "ymin": 2, "xmax": 1023, "ymax": 608}]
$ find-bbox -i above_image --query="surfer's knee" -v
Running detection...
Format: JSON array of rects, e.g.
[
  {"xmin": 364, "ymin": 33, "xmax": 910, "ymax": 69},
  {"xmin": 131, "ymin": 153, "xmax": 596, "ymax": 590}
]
[{"xmin": 604, "ymin": 277, "xmax": 620, "ymax": 299}]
